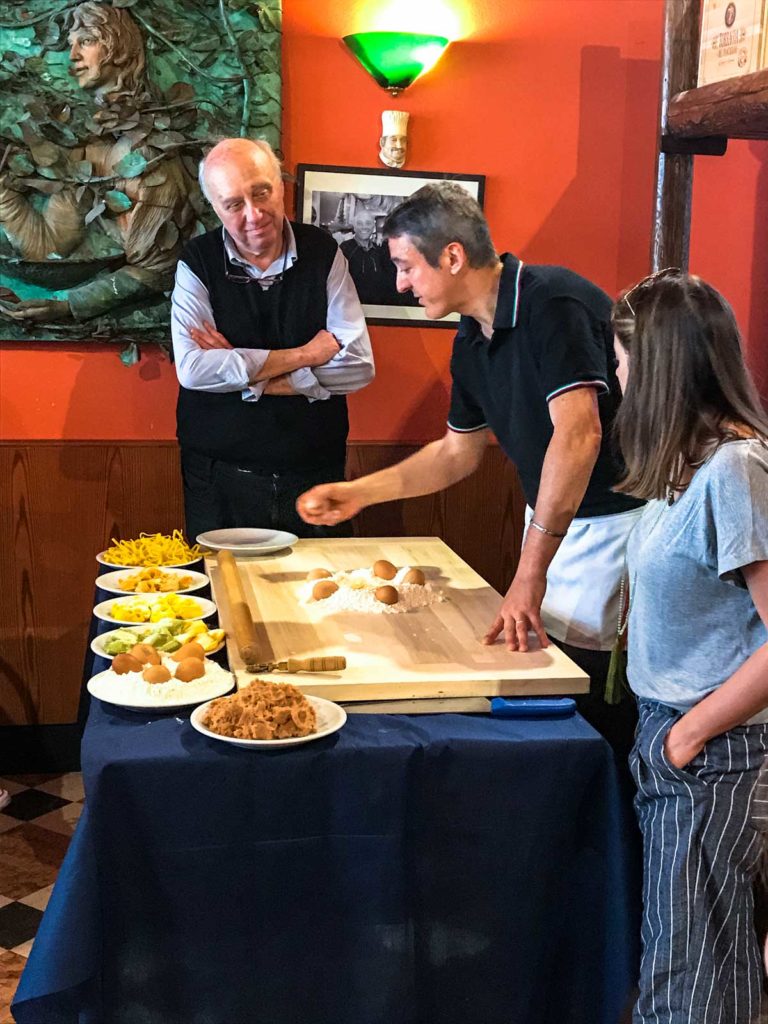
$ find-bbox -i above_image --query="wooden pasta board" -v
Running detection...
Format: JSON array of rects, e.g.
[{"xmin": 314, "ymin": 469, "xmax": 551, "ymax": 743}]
[{"xmin": 207, "ymin": 537, "xmax": 588, "ymax": 703}]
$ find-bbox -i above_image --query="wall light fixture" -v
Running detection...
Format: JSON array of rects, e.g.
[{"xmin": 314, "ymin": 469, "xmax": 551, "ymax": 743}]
[{"xmin": 342, "ymin": 31, "xmax": 450, "ymax": 95}]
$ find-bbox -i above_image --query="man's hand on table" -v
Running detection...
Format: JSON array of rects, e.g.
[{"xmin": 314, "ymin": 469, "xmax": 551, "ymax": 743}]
[
  {"xmin": 483, "ymin": 572, "xmax": 549, "ymax": 653},
  {"xmin": 296, "ymin": 480, "xmax": 363, "ymax": 525}
]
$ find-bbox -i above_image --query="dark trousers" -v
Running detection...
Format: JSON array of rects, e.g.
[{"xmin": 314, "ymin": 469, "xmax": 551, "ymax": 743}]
[
  {"xmin": 181, "ymin": 449, "xmax": 353, "ymax": 542},
  {"xmin": 555, "ymin": 639, "xmax": 638, "ymax": 765}
]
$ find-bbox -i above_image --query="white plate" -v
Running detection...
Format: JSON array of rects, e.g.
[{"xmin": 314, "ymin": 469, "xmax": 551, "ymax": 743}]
[
  {"xmin": 87, "ymin": 669, "xmax": 235, "ymax": 713},
  {"xmin": 95, "ymin": 568, "xmax": 210, "ymax": 596},
  {"xmin": 90, "ymin": 625, "xmax": 225, "ymax": 661},
  {"xmin": 190, "ymin": 694, "xmax": 347, "ymax": 748},
  {"xmin": 195, "ymin": 528, "xmax": 298, "ymax": 555},
  {"xmin": 96, "ymin": 550, "xmax": 203, "ymax": 570},
  {"xmin": 93, "ymin": 594, "xmax": 217, "ymax": 625}
]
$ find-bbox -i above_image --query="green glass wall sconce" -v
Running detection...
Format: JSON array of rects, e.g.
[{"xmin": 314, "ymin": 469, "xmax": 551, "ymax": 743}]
[{"xmin": 342, "ymin": 31, "xmax": 450, "ymax": 95}]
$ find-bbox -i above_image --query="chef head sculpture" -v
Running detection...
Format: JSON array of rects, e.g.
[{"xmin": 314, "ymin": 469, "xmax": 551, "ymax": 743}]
[{"xmin": 379, "ymin": 110, "xmax": 409, "ymax": 169}]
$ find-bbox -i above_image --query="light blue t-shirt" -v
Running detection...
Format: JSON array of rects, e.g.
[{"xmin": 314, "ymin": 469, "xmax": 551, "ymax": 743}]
[{"xmin": 627, "ymin": 439, "xmax": 768, "ymax": 715}]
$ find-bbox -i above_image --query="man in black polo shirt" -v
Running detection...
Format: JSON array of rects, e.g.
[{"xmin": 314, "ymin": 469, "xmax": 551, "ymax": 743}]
[{"xmin": 298, "ymin": 182, "xmax": 643, "ymax": 757}]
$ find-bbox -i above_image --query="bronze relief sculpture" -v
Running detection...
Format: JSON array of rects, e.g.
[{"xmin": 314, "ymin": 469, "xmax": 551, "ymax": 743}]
[{"xmin": 0, "ymin": 0, "xmax": 281, "ymax": 342}]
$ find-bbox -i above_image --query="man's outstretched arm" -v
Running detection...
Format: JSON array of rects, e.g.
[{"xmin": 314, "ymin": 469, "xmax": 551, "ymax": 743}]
[{"xmin": 297, "ymin": 426, "xmax": 490, "ymax": 525}]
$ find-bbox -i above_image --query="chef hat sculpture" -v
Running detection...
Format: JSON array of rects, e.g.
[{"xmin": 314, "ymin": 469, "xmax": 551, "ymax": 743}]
[{"xmin": 379, "ymin": 110, "xmax": 410, "ymax": 169}]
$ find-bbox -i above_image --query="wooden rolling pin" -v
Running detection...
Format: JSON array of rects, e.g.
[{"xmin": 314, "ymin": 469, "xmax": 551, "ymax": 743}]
[
  {"xmin": 216, "ymin": 551, "xmax": 347, "ymax": 674},
  {"xmin": 216, "ymin": 550, "xmax": 261, "ymax": 667}
]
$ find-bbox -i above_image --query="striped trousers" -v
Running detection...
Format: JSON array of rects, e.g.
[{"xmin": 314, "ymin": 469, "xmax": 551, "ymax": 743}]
[{"xmin": 630, "ymin": 699, "xmax": 768, "ymax": 1024}]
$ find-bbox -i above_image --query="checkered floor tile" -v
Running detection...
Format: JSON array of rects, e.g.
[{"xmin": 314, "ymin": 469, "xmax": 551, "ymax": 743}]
[{"xmin": 0, "ymin": 773, "xmax": 82, "ymax": 1019}]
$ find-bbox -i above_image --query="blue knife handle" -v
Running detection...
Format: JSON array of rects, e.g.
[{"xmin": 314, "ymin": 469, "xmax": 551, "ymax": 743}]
[{"xmin": 490, "ymin": 697, "xmax": 577, "ymax": 718}]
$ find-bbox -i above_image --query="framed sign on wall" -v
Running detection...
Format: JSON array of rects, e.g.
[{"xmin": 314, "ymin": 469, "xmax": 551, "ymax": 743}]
[{"xmin": 295, "ymin": 164, "xmax": 485, "ymax": 328}]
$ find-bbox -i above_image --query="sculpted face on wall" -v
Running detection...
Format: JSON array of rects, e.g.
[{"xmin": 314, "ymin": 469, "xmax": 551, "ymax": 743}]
[
  {"xmin": 0, "ymin": 0, "xmax": 282, "ymax": 344},
  {"xmin": 67, "ymin": 2, "xmax": 146, "ymax": 98},
  {"xmin": 378, "ymin": 110, "xmax": 409, "ymax": 170}
]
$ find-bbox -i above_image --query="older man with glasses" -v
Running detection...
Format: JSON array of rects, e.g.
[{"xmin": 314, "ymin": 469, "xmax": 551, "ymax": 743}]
[{"xmin": 170, "ymin": 137, "xmax": 375, "ymax": 541}]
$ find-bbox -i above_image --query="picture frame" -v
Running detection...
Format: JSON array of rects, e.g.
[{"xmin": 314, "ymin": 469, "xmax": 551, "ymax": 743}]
[{"xmin": 295, "ymin": 164, "xmax": 486, "ymax": 328}]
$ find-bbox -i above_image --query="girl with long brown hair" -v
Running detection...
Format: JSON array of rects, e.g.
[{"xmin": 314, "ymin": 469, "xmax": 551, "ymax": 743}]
[{"xmin": 612, "ymin": 270, "xmax": 768, "ymax": 1024}]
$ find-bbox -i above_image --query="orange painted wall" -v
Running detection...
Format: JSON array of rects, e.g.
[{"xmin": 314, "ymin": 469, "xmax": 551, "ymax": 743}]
[
  {"xmin": 1, "ymin": 0, "xmax": 766, "ymax": 442},
  {"xmin": 690, "ymin": 139, "xmax": 768, "ymax": 398}
]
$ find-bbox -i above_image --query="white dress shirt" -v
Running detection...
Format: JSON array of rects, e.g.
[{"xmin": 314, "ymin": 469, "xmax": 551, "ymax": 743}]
[{"xmin": 171, "ymin": 222, "xmax": 374, "ymax": 402}]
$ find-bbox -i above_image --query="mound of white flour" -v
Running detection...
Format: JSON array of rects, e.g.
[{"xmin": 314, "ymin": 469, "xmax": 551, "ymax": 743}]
[{"xmin": 300, "ymin": 566, "xmax": 443, "ymax": 614}]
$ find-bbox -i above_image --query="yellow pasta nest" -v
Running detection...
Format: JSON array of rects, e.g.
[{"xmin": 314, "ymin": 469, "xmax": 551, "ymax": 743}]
[
  {"xmin": 116, "ymin": 567, "xmax": 195, "ymax": 593},
  {"xmin": 102, "ymin": 531, "xmax": 202, "ymax": 567}
]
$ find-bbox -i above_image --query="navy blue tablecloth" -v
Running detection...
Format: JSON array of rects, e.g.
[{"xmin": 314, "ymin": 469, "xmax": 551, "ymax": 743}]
[{"xmin": 14, "ymin": 696, "xmax": 638, "ymax": 1024}]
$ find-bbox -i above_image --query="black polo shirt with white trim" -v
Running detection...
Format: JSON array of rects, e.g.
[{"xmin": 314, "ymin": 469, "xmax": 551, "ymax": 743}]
[{"xmin": 448, "ymin": 253, "xmax": 642, "ymax": 517}]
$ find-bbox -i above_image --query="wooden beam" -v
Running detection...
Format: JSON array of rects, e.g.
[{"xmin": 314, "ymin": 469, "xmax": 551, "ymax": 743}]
[
  {"xmin": 651, "ymin": 0, "xmax": 702, "ymax": 271},
  {"xmin": 668, "ymin": 67, "xmax": 768, "ymax": 138}
]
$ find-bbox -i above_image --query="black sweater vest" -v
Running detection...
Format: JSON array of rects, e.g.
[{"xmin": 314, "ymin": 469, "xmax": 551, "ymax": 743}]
[{"xmin": 176, "ymin": 224, "xmax": 349, "ymax": 472}]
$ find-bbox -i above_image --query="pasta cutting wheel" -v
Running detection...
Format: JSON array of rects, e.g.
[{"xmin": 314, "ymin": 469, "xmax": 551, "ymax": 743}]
[{"xmin": 249, "ymin": 656, "xmax": 347, "ymax": 674}]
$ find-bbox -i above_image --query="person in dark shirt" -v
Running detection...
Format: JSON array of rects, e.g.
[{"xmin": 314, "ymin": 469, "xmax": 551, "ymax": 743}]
[
  {"xmin": 298, "ymin": 182, "xmax": 644, "ymax": 757},
  {"xmin": 340, "ymin": 210, "xmax": 399, "ymax": 305}
]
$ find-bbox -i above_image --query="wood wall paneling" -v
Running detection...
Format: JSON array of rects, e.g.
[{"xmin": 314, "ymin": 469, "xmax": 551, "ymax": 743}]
[{"xmin": 1, "ymin": 442, "xmax": 524, "ymax": 727}]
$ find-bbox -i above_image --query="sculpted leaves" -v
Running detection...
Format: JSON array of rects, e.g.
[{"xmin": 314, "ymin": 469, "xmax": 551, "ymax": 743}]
[
  {"xmin": 256, "ymin": 4, "xmax": 281, "ymax": 32},
  {"xmin": 141, "ymin": 168, "xmax": 166, "ymax": 187},
  {"xmin": 170, "ymin": 108, "xmax": 196, "ymax": 130},
  {"xmin": 17, "ymin": 176, "xmax": 63, "ymax": 194},
  {"xmin": 0, "ymin": 0, "xmax": 281, "ymax": 343},
  {"xmin": 165, "ymin": 81, "xmax": 194, "ymax": 104},
  {"xmin": 84, "ymin": 199, "xmax": 106, "ymax": 224},
  {"xmin": 157, "ymin": 220, "xmax": 178, "ymax": 250},
  {"xmin": 8, "ymin": 152, "xmax": 33, "ymax": 174},
  {"xmin": 104, "ymin": 189, "xmax": 132, "ymax": 212},
  {"xmin": 29, "ymin": 139, "xmax": 59, "ymax": 166},
  {"xmin": 40, "ymin": 120, "xmax": 79, "ymax": 146},
  {"xmin": 119, "ymin": 340, "xmax": 139, "ymax": 364},
  {"xmin": 113, "ymin": 151, "xmax": 147, "ymax": 178}
]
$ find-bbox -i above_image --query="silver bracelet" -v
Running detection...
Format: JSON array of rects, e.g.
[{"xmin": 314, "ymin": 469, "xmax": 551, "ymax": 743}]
[{"xmin": 529, "ymin": 518, "xmax": 567, "ymax": 539}]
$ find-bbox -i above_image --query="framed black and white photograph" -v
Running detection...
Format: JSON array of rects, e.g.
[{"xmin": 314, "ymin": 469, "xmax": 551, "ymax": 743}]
[{"xmin": 295, "ymin": 164, "xmax": 485, "ymax": 328}]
